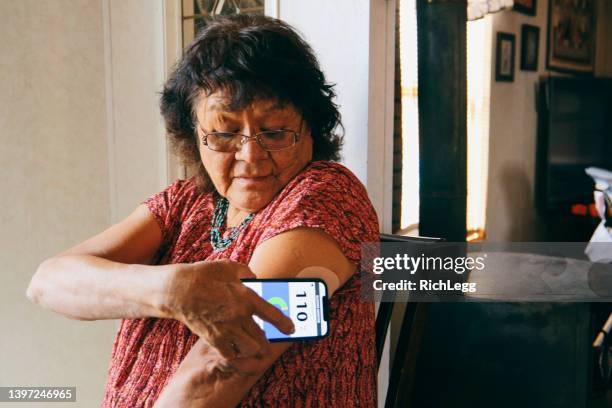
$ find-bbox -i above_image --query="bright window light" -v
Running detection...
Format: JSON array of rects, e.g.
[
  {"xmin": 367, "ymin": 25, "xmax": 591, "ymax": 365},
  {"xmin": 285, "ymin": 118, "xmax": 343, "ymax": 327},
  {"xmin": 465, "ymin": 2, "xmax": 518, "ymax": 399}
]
[
  {"xmin": 399, "ymin": 0, "xmax": 419, "ymax": 231},
  {"xmin": 466, "ymin": 16, "xmax": 492, "ymax": 240}
]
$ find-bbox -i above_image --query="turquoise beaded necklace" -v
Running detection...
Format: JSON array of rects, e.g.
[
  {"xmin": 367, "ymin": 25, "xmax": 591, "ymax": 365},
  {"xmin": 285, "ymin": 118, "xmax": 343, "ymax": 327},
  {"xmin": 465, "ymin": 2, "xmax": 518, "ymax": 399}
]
[{"xmin": 210, "ymin": 196, "xmax": 254, "ymax": 252}]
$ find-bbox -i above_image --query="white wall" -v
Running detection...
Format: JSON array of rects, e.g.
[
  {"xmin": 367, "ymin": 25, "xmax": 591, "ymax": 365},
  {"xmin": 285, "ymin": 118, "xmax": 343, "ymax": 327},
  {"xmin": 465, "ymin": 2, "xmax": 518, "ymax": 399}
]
[
  {"xmin": 485, "ymin": 0, "xmax": 612, "ymax": 241},
  {"xmin": 105, "ymin": 0, "xmax": 172, "ymax": 222},
  {"xmin": 0, "ymin": 2, "xmax": 115, "ymax": 407},
  {"xmin": 1, "ymin": 1, "xmax": 172, "ymax": 406},
  {"xmin": 269, "ymin": 0, "xmax": 395, "ymax": 233}
]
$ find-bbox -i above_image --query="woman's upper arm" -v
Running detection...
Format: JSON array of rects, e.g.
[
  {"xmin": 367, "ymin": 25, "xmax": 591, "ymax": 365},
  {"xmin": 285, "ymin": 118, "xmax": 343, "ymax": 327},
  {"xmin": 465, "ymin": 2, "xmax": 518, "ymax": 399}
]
[
  {"xmin": 248, "ymin": 227, "xmax": 356, "ymax": 295},
  {"xmin": 56, "ymin": 204, "xmax": 163, "ymax": 265}
]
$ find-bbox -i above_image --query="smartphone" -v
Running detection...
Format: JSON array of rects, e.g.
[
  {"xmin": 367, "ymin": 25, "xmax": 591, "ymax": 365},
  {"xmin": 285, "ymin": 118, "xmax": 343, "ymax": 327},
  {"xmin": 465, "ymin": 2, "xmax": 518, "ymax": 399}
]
[{"xmin": 242, "ymin": 278, "xmax": 330, "ymax": 342}]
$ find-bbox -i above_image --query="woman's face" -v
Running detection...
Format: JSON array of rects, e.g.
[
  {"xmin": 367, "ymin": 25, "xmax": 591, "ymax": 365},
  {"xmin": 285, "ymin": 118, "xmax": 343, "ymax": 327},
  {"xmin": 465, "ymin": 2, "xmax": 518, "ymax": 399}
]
[{"xmin": 194, "ymin": 91, "xmax": 313, "ymax": 213}]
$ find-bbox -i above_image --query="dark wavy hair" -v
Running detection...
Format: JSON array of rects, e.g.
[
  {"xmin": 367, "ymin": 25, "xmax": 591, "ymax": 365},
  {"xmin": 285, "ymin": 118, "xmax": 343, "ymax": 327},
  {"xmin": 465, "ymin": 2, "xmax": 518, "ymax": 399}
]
[{"xmin": 160, "ymin": 14, "xmax": 343, "ymax": 192}]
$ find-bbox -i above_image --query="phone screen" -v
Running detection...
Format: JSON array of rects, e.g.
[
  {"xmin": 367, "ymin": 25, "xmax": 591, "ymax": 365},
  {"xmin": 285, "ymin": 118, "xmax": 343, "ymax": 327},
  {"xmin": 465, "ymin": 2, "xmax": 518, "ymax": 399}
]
[{"xmin": 243, "ymin": 279, "xmax": 329, "ymax": 341}]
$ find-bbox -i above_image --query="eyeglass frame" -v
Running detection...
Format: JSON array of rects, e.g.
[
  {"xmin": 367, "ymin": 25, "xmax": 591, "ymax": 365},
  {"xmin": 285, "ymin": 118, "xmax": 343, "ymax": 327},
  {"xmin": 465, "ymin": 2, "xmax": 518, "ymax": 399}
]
[{"xmin": 195, "ymin": 119, "xmax": 304, "ymax": 153}]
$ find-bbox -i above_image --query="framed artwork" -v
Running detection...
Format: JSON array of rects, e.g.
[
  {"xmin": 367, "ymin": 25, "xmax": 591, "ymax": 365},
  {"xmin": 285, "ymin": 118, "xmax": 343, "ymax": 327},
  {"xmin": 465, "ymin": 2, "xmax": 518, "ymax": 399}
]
[
  {"xmin": 520, "ymin": 24, "xmax": 540, "ymax": 71},
  {"xmin": 514, "ymin": 0, "xmax": 537, "ymax": 16},
  {"xmin": 495, "ymin": 32, "xmax": 515, "ymax": 82},
  {"xmin": 546, "ymin": 0, "xmax": 597, "ymax": 74}
]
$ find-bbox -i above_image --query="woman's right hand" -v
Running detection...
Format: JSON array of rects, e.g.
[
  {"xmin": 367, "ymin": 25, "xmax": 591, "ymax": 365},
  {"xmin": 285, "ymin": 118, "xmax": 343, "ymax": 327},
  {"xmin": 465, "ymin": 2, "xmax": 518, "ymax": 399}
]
[{"xmin": 161, "ymin": 260, "xmax": 294, "ymax": 361}]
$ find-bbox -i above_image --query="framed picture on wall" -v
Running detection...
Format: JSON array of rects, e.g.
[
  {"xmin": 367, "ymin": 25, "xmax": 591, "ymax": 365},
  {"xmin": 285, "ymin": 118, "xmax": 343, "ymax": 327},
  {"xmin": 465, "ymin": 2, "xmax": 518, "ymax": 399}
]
[
  {"xmin": 546, "ymin": 0, "xmax": 597, "ymax": 74},
  {"xmin": 514, "ymin": 0, "xmax": 537, "ymax": 16},
  {"xmin": 520, "ymin": 24, "xmax": 540, "ymax": 71},
  {"xmin": 495, "ymin": 32, "xmax": 515, "ymax": 82}
]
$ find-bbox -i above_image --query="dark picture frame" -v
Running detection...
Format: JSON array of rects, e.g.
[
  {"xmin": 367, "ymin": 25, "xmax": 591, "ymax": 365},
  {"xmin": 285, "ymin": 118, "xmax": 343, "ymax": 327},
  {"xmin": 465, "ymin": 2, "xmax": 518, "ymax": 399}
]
[
  {"xmin": 546, "ymin": 0, "xmax": 597, "ymax": 74},
  {"xmin": 495, "ymin": 32, "xmax": 515, "ymax": 82},
  {"xmin": 520, "ymin": 24, "xmax": 540, "ymax": 71},
  {"xmin": 514, "ymin": 0, "xmax": 537, "ymax": 16}
]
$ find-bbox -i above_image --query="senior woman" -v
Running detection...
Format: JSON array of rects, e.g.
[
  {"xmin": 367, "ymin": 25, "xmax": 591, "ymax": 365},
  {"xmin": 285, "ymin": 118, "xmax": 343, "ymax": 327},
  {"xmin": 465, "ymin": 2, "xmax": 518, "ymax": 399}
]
[{"xmin": 27, "ymin": 14, "xmax": 379, "ymax": 408}]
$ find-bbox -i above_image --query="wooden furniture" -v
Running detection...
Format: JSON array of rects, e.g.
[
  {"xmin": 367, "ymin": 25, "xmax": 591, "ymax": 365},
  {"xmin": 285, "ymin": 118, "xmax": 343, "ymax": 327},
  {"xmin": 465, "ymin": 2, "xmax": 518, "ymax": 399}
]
[
  {"xmin": 376, "ymin": 233, "xmax": 443, "ymax": 408},
  {"xmin": 535, "ymin": 77, "xmax": 612, "ymax": 241}
]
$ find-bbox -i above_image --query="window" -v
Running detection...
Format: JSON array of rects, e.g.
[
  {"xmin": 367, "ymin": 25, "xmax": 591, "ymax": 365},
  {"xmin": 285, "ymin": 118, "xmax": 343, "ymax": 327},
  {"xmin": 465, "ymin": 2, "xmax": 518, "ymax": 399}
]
[
  {"xmin": 397, "ymin": 0, "xmax": 491, "ymax": 240},
  {"xmin": 181, "ymin": 0, "xmax": 264, "ymax": 46},
  {"xmin": 398, "ymin": 0, "xmax": 419, "ymax": 233},
  {"xmin": 466, "ymin": 16, "xmax": 492, "ymax": 241}
]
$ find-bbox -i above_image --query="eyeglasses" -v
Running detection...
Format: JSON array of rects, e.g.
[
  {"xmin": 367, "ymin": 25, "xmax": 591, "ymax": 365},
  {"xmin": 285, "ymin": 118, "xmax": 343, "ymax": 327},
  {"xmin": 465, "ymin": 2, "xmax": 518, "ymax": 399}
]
[{"xmin": 197, "ymin": 122, "xmax": 302, "ymax": 153}]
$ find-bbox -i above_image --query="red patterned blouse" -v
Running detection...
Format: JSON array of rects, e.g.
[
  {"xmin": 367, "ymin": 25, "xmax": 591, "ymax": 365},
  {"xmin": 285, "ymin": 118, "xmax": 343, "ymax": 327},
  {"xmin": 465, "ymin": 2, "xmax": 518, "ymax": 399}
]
[{"xmin": 101, "ymin": 161, "xmax": 380, "ymax": 408}]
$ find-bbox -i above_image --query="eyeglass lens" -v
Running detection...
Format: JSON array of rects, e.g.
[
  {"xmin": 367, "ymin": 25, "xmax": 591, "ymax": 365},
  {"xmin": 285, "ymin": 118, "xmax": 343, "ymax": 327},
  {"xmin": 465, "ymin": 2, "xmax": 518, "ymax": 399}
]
[{"xmin": 206, "ymin": 131, "xmax": 297, "ymax": 152}]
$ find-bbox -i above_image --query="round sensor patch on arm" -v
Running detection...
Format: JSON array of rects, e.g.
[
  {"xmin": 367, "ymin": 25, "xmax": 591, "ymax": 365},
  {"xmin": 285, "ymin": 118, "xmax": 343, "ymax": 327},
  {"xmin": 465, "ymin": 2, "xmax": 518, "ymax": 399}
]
[{"xmin": 296, "ymin": 266, "xmax": 341, "ymax": 295}]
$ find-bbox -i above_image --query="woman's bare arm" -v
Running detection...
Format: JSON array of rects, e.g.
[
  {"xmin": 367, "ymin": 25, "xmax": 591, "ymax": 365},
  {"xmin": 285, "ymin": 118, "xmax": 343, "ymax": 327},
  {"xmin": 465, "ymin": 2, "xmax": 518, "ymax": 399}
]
[
  {"xmin": 26, "ymin": 204, "xmax": 293, "ymax": 357},
  {"xmin": 26, "ymin": 204, "xmax": 171, "ymax": 320},
  {"xmin": 154, "ymin": 227, "xmax": 356, "ymax": 408},
  {"xmin": 28, "ymin": 255, "xmax": 174, "ymax": 320}
]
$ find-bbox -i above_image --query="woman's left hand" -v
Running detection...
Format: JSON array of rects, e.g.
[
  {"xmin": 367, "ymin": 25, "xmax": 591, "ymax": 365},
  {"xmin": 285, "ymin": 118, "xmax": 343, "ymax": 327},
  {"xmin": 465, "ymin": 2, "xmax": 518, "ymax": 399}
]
[
  {"xmin": 153, "ymin": 339, "xmax": 223, "ymax": 408},
  {"xmin": 154, "ymin": 339, "xmax": 275, "ymax": 408}
]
